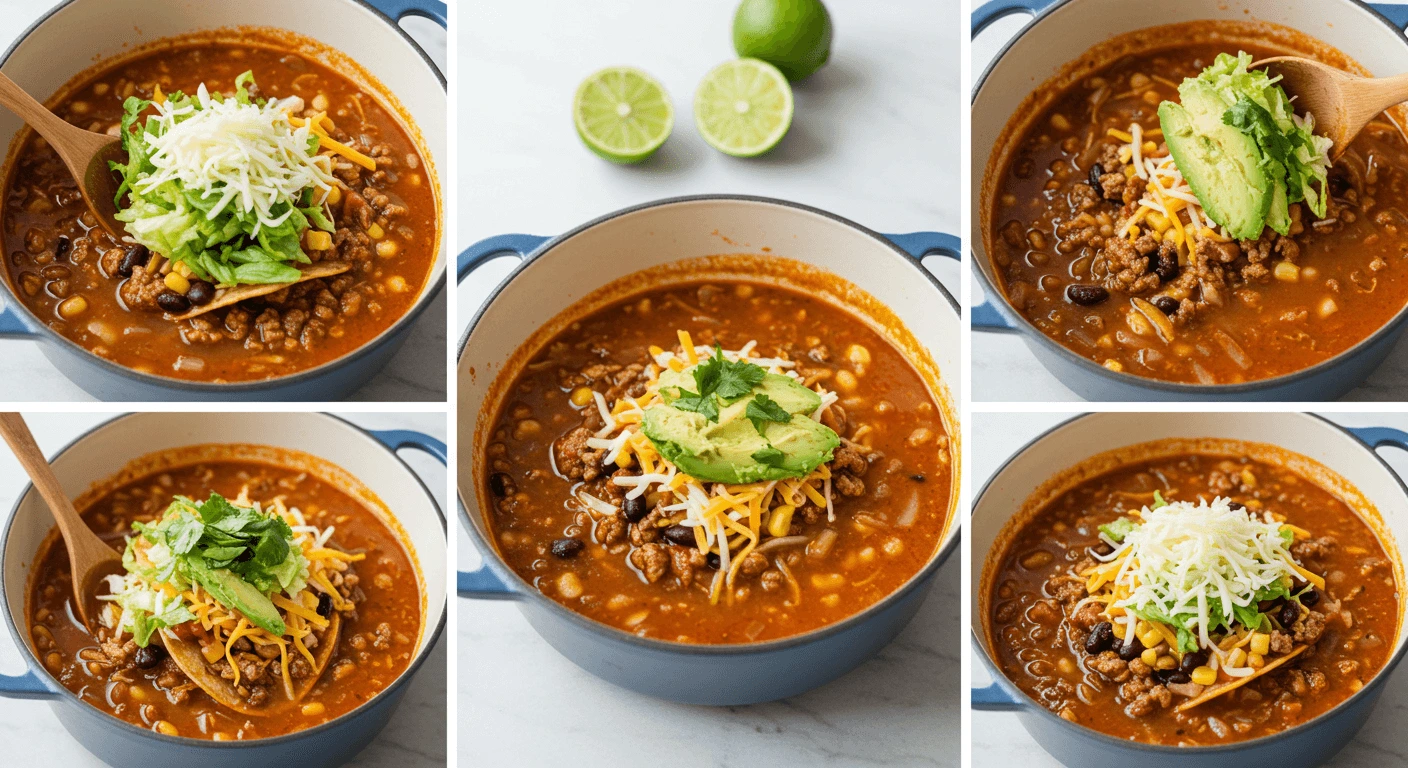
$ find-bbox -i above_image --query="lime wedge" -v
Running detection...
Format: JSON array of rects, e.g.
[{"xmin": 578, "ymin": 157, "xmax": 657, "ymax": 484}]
[
  {"xmin": 573, "ymin": 67, "xmax": 674, "ymax": 164},
  {"xmin": 693, "ymin": 58, "xmax": 794, "ymax": 158}
]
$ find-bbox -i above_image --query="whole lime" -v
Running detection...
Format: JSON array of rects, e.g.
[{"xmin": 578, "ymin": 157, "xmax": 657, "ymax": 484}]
[{"xmin": 732, "ymin": 0, "xmax": 832, "ymax": 82}]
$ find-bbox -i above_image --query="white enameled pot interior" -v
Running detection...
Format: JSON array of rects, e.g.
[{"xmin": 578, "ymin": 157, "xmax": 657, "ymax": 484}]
[
  {"xmin": 0, "ymin": 0, "xmax": 446, "ymax": 310},
  {"xmin": 2, "ymin": 413, "xmax": 446, "ymax": 667},
  {"xmin": 970, "ymin": 0, "xmax": 1408, "ymax": 290},
  {"xmin": 970, "ymin": 412, "xmax": 1408, "ymax": 667},
  {"xmin": 457, "ymin": 198, "xmax": 961, "ymax": 554}
]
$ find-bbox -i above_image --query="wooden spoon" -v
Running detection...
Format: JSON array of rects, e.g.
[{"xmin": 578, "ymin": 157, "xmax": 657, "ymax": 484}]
[
  {"xmin": 171, "ymin": 262, "xmax": 352, "ymax": 321},
  {"xmin": 0, "ymin": 71, "xmax": 125, "ymax": 239},
  {"xmin": 1255, "ymin": 57, "xmax": 1408, "ymax": 161},
  {"xmin": 161, "ymin": 613, "xmax": 340, "ymax": 715},
  {"xmin": 1175, "ymin": 644, "xmax": 1308, "ymax": 712},
  {"xmin": 0, "ymin": 413, "xmax": 123, "ymax": 632}
]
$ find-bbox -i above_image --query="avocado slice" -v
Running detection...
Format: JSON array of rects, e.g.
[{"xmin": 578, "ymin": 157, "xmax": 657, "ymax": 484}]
[
  {"xmin": 188, "ymin": 561, "xmax": 285, "ymax": 636},
  {"xmin": 644, "ymin": 370, "xmax": 837, "ymax": 484},
  {"xmin": 1265, "ymin": 184, "xmax": 1290, "ymax": 237},
  {"xmin": 1159, "ymin": 79, "xmax": 1271, "ymax": 240}
]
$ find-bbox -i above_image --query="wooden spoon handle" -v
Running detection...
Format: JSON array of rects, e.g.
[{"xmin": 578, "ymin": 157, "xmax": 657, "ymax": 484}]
[
  {"xmin": 1355, "ymin": 71, "xmax": 1408, "ymax": 121},
  {"xmin": 0, "ymin": 71, "xmax": 77, "ymax": 143}
]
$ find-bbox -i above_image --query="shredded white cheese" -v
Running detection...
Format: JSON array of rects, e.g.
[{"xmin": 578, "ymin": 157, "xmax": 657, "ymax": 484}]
[
  {"xmin": 1101, "ymin": 497, "xmax": 1297, "ymax": 650},
  {"xmin": 133, "ymin": 85, "xmax": 334, "ymax": 233}
]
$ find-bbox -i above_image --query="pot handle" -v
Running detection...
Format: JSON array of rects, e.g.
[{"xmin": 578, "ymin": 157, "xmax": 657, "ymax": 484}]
[
  {"xmin": 972, "ymin": 681, "xmax": 1026, "ymax": 712},
  {"xmin": 365, "ymin": 0, "xmax": 447, "ymax": 27},
  {"xmin": 457, "ymin": 561, "xmax": 522, "ymax": 600},
  {"xmin": 369, "ymin": 428, "xmax": 447, "ymax": 464},
  {"xmin": 882, "ymin": 231, "xmax": 960, "ymax": 261},
  {"xmin": 972, "ymin": 0, "xmax": 1057, "ymax": 36},
  {"xmin": 972, "ymin": 284, "xmax": 1019, "ymax": 331},
  {"xmin": 1347, "ymin": 426, "xmax": 1408, "ymax": 452},
  {"xmin": 0, "ymin": 668, "xmax": 57, "ymax": 699},
  {"xmin": 458, "ymin": 234, "xmax": 550, "ymax": 283},
  {"xmin": 1369, "ymin": 3, "xmax": 1408, "ymax": 31},
  {"xmin": 0, "ymin": 292, "xmax": 38, "ymax": 340}
]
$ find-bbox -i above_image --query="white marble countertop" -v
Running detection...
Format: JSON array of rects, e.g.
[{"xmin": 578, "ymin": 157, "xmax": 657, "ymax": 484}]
[
  {"xmin": 970, "ymin": 411, "xmax": 1408, "ymax": 766},
  {"xmin": 456, "ymin": 1, "xmax": 959, "ymax": 765},
  {"xmin": 969, "ymin": 1, "xmax": 1408, "ymax": 402},
  {"xmin": 0, "ymin": 1, "xmax": 448, "ymax": 402},
  {"xmin": 0, "ymin": 412, "xmax": 447, "ymax": 767}
]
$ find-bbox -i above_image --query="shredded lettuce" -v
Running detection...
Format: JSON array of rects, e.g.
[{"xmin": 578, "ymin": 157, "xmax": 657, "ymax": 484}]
[
  {"xmin": 1198, "ymin": 52, "xmax": 1335, "ymax": 224},
  {"xmin": 109, "ymin": 71, "xmax": 335, "ymax": 286},
  {"xmin": 1099, "ymin": 517, "xmax": 1137, "ymax": 543}
]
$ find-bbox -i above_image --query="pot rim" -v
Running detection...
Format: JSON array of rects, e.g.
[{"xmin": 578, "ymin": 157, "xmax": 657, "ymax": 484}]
[
  {"xmin": 455, "ymin": 193, "xmax": 961, "ymax": 655},
  {"xmin": 0, "ymin": 411, "xmax": 449, "ymax": 748},
  {"xmin": 0, "ymin": 0, "xmax": 447, "ymax": 394},
  {"xmin": 969, "ymin": 410, "xmax": 1408, "ymax": 753},
  {"xmin": 970, "ymin": 0, "xmax": 1408, "ymax": 396}
]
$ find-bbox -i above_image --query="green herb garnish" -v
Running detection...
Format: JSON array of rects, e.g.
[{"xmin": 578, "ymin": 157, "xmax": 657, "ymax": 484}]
[
  {"xmin": 745, "ymin": 393, "xmax": 793, "ymax": 434},
  {"xmin": 668, "ymin": 346, "xmax": 768, "ymax": 423}
]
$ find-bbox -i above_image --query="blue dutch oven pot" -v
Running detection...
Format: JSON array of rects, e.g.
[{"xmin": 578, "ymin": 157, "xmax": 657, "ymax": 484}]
[
  {"xmin": 971, "ymin": 0, "xmax": 1408, "ymax": 401},
  {"xmin": 0, "ymin": 412, "xmax": 448, "ymax": 767},
  {"xmin": 0, "ymin": 0, "xmax": 446, "ymax": 401},
  {"xmin": 971, "ymin": 412, "xmax": 1408, "ymax": 767},
  {"xmin": 454, "ymin": 195, "xmax": 962, "ymax": 705}
]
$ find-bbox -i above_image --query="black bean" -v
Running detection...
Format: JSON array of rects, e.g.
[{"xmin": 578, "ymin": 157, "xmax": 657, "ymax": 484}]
[
  {"xmin": 1089, "ymin": 163, "xmax": 1105, "ymax": 189},
  {"xmin": 662, "ymin": 525, "xmax": 696, "ymax": 546},
  {"xmin": 53, "ymin": 235, "xmax": 70, "ymax": 262},
  {"xmin": 1066, "ymin": 284, "xmax": 1109, "ymax": 306},
  {"xmin": 1116, "ymin": 637, "xmax": 1145, "ymax": 661},
  {"xmin": 1152, "ymin": 295, "xmax": 1179, "ymax": 315},
  {"xmin": 117, "ymin": 245, "xmax": 147, "ymax": 278},
  {"xmin": 1179, "ymin": 651, "xmax": 1209, "ymax": 674},
  {"xmin": 1155, "ymin": 250, "xmax": 1180, "ymax": 282},
  {"xmin": 133, "ymin": 644, "xmax": 166, "ymax": 669},
  {"xmin": 155, "ymin": 290, "xmax": 190, "ymax": 314},
  {"xmin": 550, "ymin": 538, "xmax": 584, "ymax": 558},
  {"xmin": 1084, "ymin": 622, "xmax": 1115, "ymax": 654},
  {"xmin": 488, "ymin": 472, "xmax": 515, "ymax": 498},
  {"xmin": 316, "ymin": 592, "xmax": 332, "ymax": 618},
  {"xmin": 706, "ymin": 552, "xmax": 721, "ymax": 570},
  {"xmin": 1154, "ymin": 668, "xmax": 1192, "ymax": 685},
  {"xmin": 186, "ymin": 279, "xmax": 215, "ymax": 306},
  {"xmin": 1228, "ymin": 501, "xmax": 1245, "ymax": 511},
  {"xmin": 623, "ymin": 495, "xmax": 649, "ymax": 522},
  {"xmin": 1300, "ymin": 588, "xmax": 1320, "ymax": 608},
  {"xmin": 1279, "ymin": 601, "xmax": 1302, "ymax": 627},
  {"xmin": 910, "ymin": 474, "xmax": 926, "ymax": 482}
]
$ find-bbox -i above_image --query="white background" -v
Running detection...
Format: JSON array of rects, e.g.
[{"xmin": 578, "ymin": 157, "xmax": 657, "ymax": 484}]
[
  {"xmin": 0, "ymin": 1, "xmax": 448, "ymax": 402},
  {"xmin": 969, "ymin": 0, "xmax": 1408, "ymax": 402},
  {"xmin": 457, "ymin": 1, "xmax": 960, "ymax": 766},
  {"xmin": 0, "ymin": 411, "xmax": 447, "ymax": 767},
  {"xmin": 969, "ymin": 410, "xmax": 1408, "ymax": 766}
]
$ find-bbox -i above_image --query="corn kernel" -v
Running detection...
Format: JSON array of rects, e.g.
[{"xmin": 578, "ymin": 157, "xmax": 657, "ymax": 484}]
[
  {"xmin": 311, "ymin": 93, "xmax": 329, "ymax": 112},
  {"xmin": 1050, "ymin": 113, "xmax": 1071, "ymax": 131},
  {"xmin": 1250, "ymin": 632, "xmax": 1270, "ymax": 656},
  {"xmin": 1112, "ymin": 621, "xmax": 1127, "ymax": 639},
  {"xmin": 306, "ymin": 230, "xmax": 333, "ymax": 250},
  {"xmin": 1191, "ymin": 666, "xmax": 1217, "ymax": 686},
  {"xmin": 1228, "ymin": 648, "xmax": 1247, "ymax": 668},
  {"xmin": 386, "ymin": 275, "xmax": 408, "ymax": 292},
  {"xmin": 1103, "ymin": 359, "xmax": 1124, "ymax": 372},
  {"xmin": 1274, "ymin": 261, "xmax": 1300, "ymax": 282},
  {"xmin": 153, "ymin": 720, "xmax": 177, "ymax": 736},
  {"xmin": 301, "ymin": 702, "xmax": 326, "ymax": 716},
  {"xmin": 557, "ymin": 572, "xmax": 583, "ymax": 599},
  {"xmin": 368, "ymin": 223, "xmax": 385, "ymax": 239},
  {"xmin": 164, "ymin": 273, "xmax": 189, "ymax": 294},
  {"xmin": 376, "ymin": 240, "xmax": 399, "ymax": 258},
  {"xmin": 1248, "ymin": 652, "xmax": 1266, "ymax": 669},
  {"xmin": 1140, "ymin": 630, "xmax": 1163, "ymax": 650},
  {"xmin": 325, "ymin": 185, "xmax": 343, "ymax": 205},
  {"xmin": 768, "ymin": 505, "xmax": 795, "ymax": 538},
  {"xmin": 834, "ymin": 369, "xmax": 858, "ymax": 392},
  {"xmin": 1302, "ymin": 265, "xmax": 1319, "ymax": 280},
  {"xmin": 1148, "ymin": 212, "xmax": 1171, "ymax": 233},
  {"xmin": 1140, "ymin": 648, "xmax": 1158, "ymax": 666},
  {"xmin": 810, "ymin": 573, "xmax": 845, "ymax": 590},
  {"xmin": 1155, "ymin": 656, "xmax": 1178, "ymax": 670},
  {"xmin": 569, "ymin": 387, "xmax": 594, "ymax": 407},
  {"xmin": 173, "ymin": 261, "xmax": 192, "ymax": 278},
  {"xmin": 57, "ymin": 295, "xmax": 87, "ymax": 319},
  {"xmin": 1318, "ymin": 296, "xmax": 1339, "ymax": 318}
]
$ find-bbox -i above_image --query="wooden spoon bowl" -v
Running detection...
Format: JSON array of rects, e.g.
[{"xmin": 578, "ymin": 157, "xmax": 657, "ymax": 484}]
[{"xmin": 1255, "ymin": 56, "xmax": 1408, "ymax": 161}]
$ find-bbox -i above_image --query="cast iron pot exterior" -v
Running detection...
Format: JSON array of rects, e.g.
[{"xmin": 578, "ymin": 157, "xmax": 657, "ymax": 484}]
[
  {"xmin": 970, "ymin": 0, "xmax": 1408, "ymax": 401},
  {"xmin": 0, "ymin": 0, "xmax": 447, "ymax": 401},
  {"xmin": 454, "ymin": 195, "xmax": 962, "ymax": 704},
  {"xmin": 970, "ymin": 412, "xmax": 1408, "ymax": 767},
  {"xmin": 0, "ymin": 412, "xmax": 448, "ymax": 768}
]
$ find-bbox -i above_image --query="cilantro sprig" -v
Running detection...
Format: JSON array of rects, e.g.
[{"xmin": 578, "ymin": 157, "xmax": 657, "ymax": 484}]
[
  {"xmin": 746, "ymin": 393, "xmax": 792, "ymax": 434},
  {"xmin": 667, "ymin": 345, "xmax": 767, "ymax": 423}
]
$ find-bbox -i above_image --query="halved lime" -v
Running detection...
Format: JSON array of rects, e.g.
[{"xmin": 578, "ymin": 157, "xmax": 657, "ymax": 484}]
[
  {"xmin": 573, "ymin": 67, "xmax": 674, "ymax": 164},
  {"xmin": 693, "ymin": 58, "xmax": 794, "ymax": 158}
]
